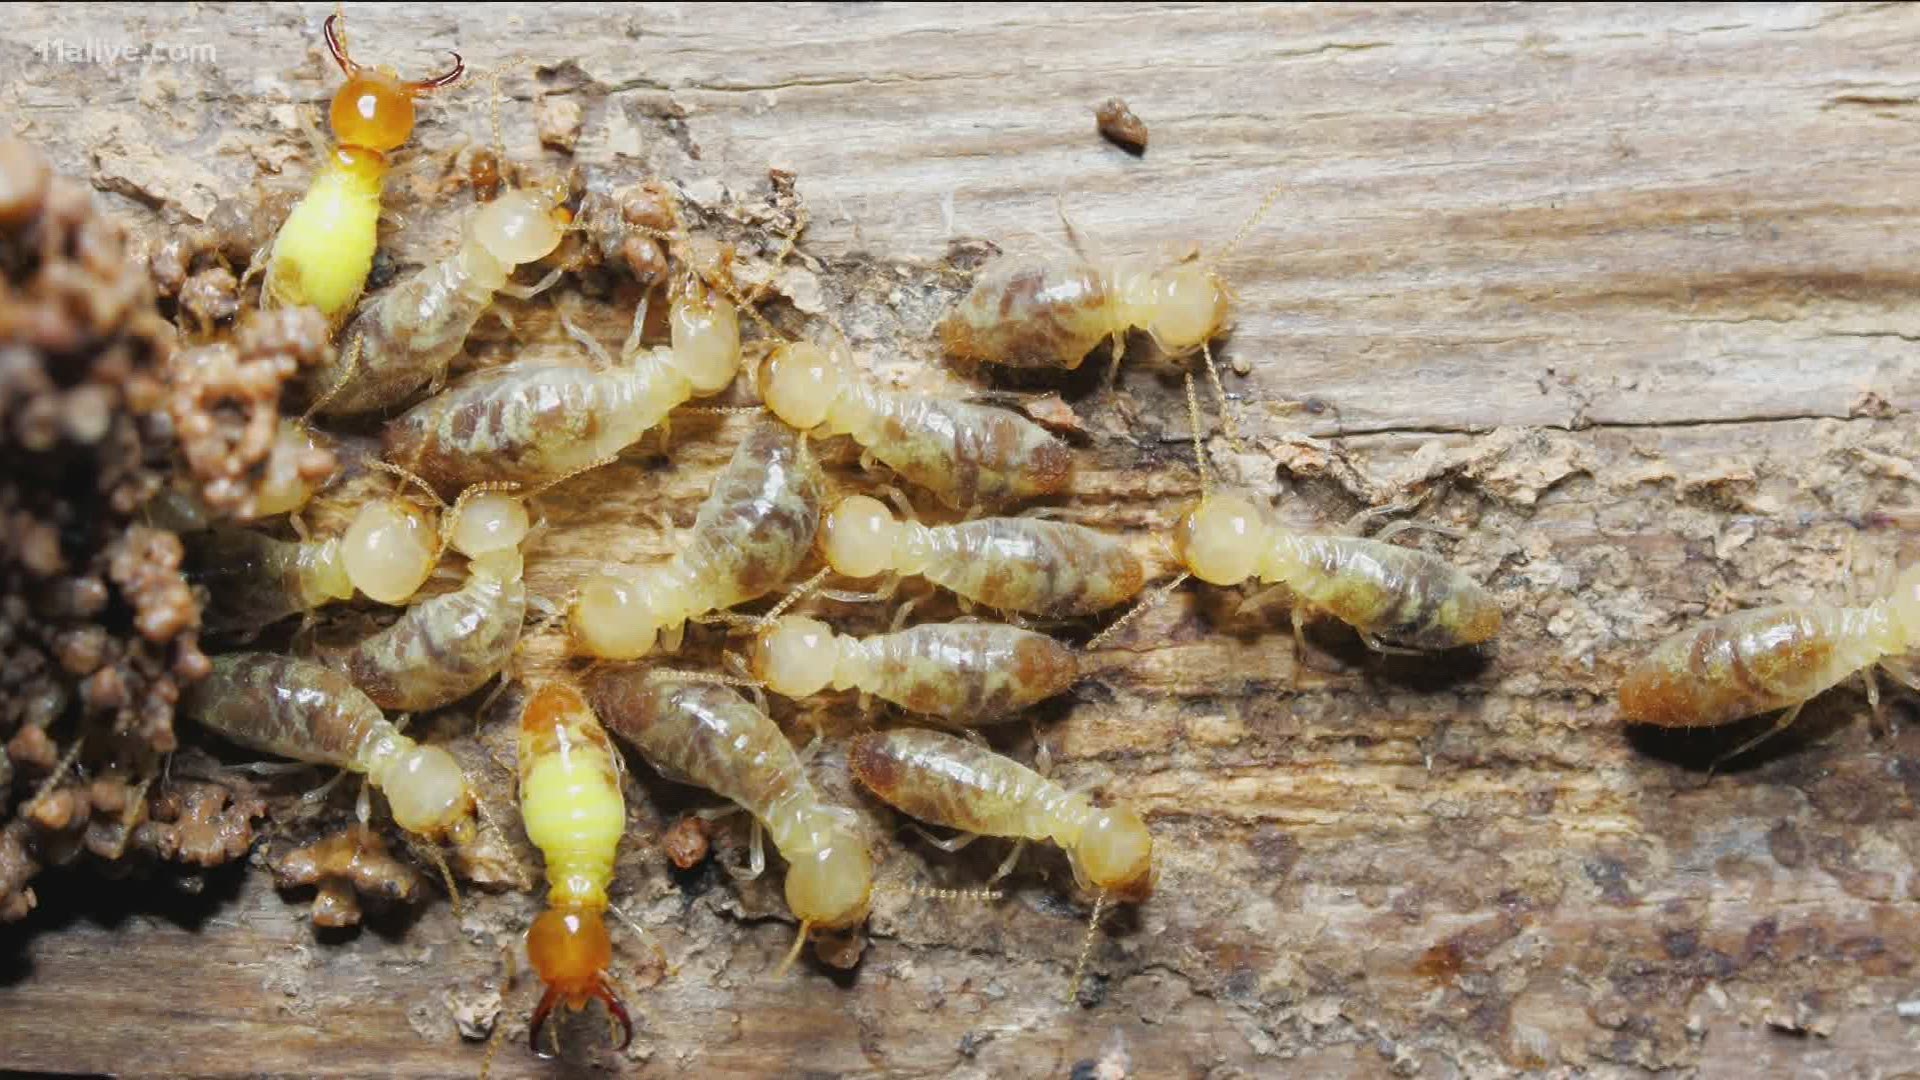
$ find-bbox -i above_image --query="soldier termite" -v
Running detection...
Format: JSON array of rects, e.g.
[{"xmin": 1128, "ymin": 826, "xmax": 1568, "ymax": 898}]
[
  {"xmin": 586, "ymin": 669, "xmax": 873, "ymax": 973},
  {"xmin": 847, "ymin": 728, "xmax": 1153, "ymax": 998},
  {"xmin": 749, "ymin": 616, "xmax": 1080, "ymax": 724},
  {"xmin": 330, "ymin": 487, "xmax": 530, "ymax": 712},
  {"xmin": 180, "ymin": 652, "xmax": 478, "ymax": 848},
  {"xmin": 758, "ymin": 342, "xmax": 1072, "ymax": 510},
  {"xmin": 935, "ymin": 181, "xmax": 1286, "ymax": 444},
  {"xmin": 1172, "ymin": 492, "xmax": 1503, "ymax": 654},
  {"xmin": 569, "ymin": 421, "xmax": 825, "ymax": 660},
  {"xmin": 514, "ymin": 683, "xmax": 633, "ymax": 1056},
  {"xmin": 816, "ymin": 493, "xmax": 1145, "ymax": 617},
  {"xmin": 1618, "ymin": 565, "xmax": 1920, "ymax": 769},
  {"xmin": 379, "ymin": 272, "xmax": 741, "ymax": 497},
  {"xmin": 262, "ymin": 12, "xmax": 464, "ymax": 323}
]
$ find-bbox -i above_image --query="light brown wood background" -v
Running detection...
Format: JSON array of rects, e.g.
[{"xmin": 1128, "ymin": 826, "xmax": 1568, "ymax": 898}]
[{"xmin": 4, "ymin": 3, "xmax": 1920, "ymax": 1077}]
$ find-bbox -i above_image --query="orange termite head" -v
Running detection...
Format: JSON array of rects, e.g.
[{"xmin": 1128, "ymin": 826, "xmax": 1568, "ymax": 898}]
[
  {"xmin": 525, "ymin": 907, "xmax": 630, "ymax": 1057},
  {"xmin": 323, "ymin": 13, "xmax": 464, "ymax": 155}
]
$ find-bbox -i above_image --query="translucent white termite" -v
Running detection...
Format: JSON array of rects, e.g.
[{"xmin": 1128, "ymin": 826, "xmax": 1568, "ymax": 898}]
[
  {"xmin": 587, "ymin": 669, "xmax": 872, "ymax": 971},
  {"xmin": 750, "ymin": 616, "xmax": 1079, "ymax": 723},
  {"xmin": 181, "ymin": 652, "xmax": 477, "ymax": 845},
  {"xmin": 818, "ymin": 495, "xmax": 1143, "ymax": 616},
  {"xmin": 759, "ymin": 343, "xmax": 1071, "ymax": 510},
  {"xmin": 381, "ymin": 276, "xmax": 741, "ymax": 496},
  {"xmin": 569, "ymin": 421, "xmax": 824, "ymax": 660}
]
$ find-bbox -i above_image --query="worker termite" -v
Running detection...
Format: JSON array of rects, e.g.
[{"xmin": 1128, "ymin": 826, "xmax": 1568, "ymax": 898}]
[
  {"xmin": 847, "ymin": 728, "xmax": 1152, "ymax": 995},
  {"xmin": 189, "ymin": 491, "xmax": 439, "ymax": 631},
  {"xmin": 1618, "ymin": 565, "xmax": 1920, "ymax": 768},
  {"xmin": 759, "ymin": 342, "xmax": 1071, "ymax": 510},
  {"xmin": 569, "ymin": 421, "xmax": 825, "ymax": 660},
  {"xmin": 817, "ymin": 494, "xmax": 1144, "ymax": 616},
  {"xmin": 380, "ymin": 273, "xmax": 741, "ymax": 495},
  {"xmin": 262, "ymin": 13, "xmax": 464, "ymax": 323},
  {"xmin": 1172, "ymin": 492, "xmax": 1503, "ymax": 654},
  {"xmin": 330, "ymin": 488, "xmax": 530, "ymax": 712},
  {"xmin": 936, "ymin": 182, "xmax": 1284, "ymax": 437},
  {"xmin": 180, "ymin": 652, "xmax": 478, "ymax": 846},
  {"xmin": 586, "ymin": 669, "xmax": 873, "ymax": 971},
  {"xmin": 750, "ymin": 616, "xmax": 1080, "ymax": 724},
  {"xmin": 514, "ymin": 682, "xmax": 633, "ymax": 1056}
]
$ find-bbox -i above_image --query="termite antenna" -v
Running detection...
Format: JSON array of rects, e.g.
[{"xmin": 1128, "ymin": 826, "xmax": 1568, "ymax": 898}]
[
  {"xmin": 1201, "ymin": 341, "xmax": 1245, "ymax": 454},
  {"xmin": 404, "ymin": 831, "xmax": 464, "ymax": 919},
  {"xmin": 24, "ymin": 734, "xmax": 86, "ymax": 816},
  {"xmin": 1066, "ymin": 891, "xmax": 1110, "ymax": 1005},
  {"xmin": 1184, "ymin": 370, "xmax": 1212, "ymax": 495},
  {"xmin": 1085, "ymin": 572, "xmax": 1189, "ymax": 654},
  {"xmin": 1217, "ymin": 177, "xmax": 1286, "ymax": 265},
  {"xmin": 774, "ymin": 919, "xmax": 812, "ymax": 977},
  {"xmin": 369, "ymin": 460, "xmax": 450, "ymax": 509},
  {"xmin": 761, "ymin": 567, "xmax": 831, "ymax": 624}
]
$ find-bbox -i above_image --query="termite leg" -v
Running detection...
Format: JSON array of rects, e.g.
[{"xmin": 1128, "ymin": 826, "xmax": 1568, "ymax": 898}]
[
  {"xmin": 1360, "ymin": 632, "xmax": 1424, "ymax": 657},
  {"xmin": 1374, "ymin": 519, "xmax": 1465, "ymax": 544},
  {"xmin": 1707, "ymin": 701, "xmax": 1807, "ymax": 779},
  {"xmin": 746, "ymin": 820, "xmax": 765, "ymax": 879},
  {"xmin": 911, "ymin": 826, "xmax": 978, "ymax": 854},
  {"xmin": 988, "ymin": 840, "xmax": 1027, "ymax": 884},
  {"xmin": 1863, "ymin": 667, "xmax": 1886, "ymax": 736}
]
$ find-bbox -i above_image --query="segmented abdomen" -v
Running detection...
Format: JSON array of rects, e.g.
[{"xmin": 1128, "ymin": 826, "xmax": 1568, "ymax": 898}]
[
  {"xmin": 588, "ymin": 671, "xmax": 811, "ymax": 828},
  {"xmin": 182, "ymin": 653, "xmax": 386, "ymax": 768},
  {"xmin": 677, "ymin": 422, "xmax": 825, "ymax": 610},
  {"xmin": 313, "ymin": 257, "xmax": 488, "ymax": 416},
  {"xmin": 517, "ymin": 684, "xmax": 623, "ymax": 909},
  {"xmin": 338, "ymin": 573, "xmax": 525, "ymax": 711},
  {"xmin": 1274, "ymin": 535, "xmax": 1502, "ymax": 649},
  {"xmin": 848, "ymin": 729, "xmax": 1068, "ymax": 840},
  {"xmin": 937, "ymin": 259, "xmax": 1116, "ymax": 368},
  {"xmin": 1619, "ymin": 605, "xmax": 1880, "ymax": 728},
  {"xmin": 924, "ymin": 519, "xmax": 1143, "ymax": 616},
  {"xmin": 851, "ymin": 623, "xmax": 1079, "ymax": 721},
  {"xmin": 856, "ymin": 391, "xmax": 1071, "ymax": 509},
  {"xmin": 382, "ymin": 361, "xmax": 671, "ymax": 496}
]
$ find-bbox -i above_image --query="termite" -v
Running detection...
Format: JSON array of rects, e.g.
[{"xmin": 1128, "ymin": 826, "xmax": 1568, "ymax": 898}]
[
  {"xmin": 759, "ymin": 342, "xmax": 1071, "ymax": 510},
  {"xmin": 1618, "ymin": 565, "xmax": 1920, "ymax": 768},
  {"xmin": 515, "ymin": 682, "xmax": 632, "ymax": 1056},
  {"xmin": 847, "ymin": 728, "xmax": 1152, "ymax": 995},
  {"xmin": 817, "ymin": 494, "xmax": 1144, "ymax": 616},
  {"xmin": 263, "ymin": 13, "xmax": 464, "ymax": 323},
  {"xmin": 569, "ymin": 421, "xmax": 824, "ymax": 660},
  {"xmin": 331, "ymin": 489, "xmax": 530, "ymax": 712},
  {"xmin": 936, "ymin": 183, "xmax": 1284, "ymax": 438},
  {"xmin": 181, "ymin": 652, "xmax": 478, "ymax": 846},
  {"xmin": 190, "ymin": 492, "xmax": 439, "ymax": 631},
  {"xmin": 586, "ymin": 669, "xmax": 873, "ymax": 971},
  {"xmin": 1172, "ymin": 493, "xmax": 1503, "ymax": 653},
  {"xmin": 380, "ymin": 273, "xmax": 741, "ymax": 495},
  {"xmin": 750, "ymin": 616, "xmax": 1080, "ymax": 724}
]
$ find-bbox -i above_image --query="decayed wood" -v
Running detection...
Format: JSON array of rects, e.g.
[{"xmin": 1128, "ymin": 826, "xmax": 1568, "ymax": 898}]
[{"xmin": 4, "ymin": 3, "xmax": 1920, "ymax": 1077}]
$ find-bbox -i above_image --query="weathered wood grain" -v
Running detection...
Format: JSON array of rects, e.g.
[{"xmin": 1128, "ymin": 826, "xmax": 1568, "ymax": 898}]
[{"xmin": 3, "ymin": 3, "xmax": 1919, "ymax": 1078}]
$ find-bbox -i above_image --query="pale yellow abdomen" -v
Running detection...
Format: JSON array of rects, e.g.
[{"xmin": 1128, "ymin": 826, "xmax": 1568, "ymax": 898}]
[
  {"xmin": 520, "ymin": 753, "xmax": 624, "ymax": 910},
  {"xmin": 267, "ymin": 162, "xmax": 384, "ymax": 320}
]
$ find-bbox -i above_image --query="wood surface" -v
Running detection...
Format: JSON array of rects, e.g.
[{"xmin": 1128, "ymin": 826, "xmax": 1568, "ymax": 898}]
[{"xmin": 4, "ymin": 3, "xmax": 1920, "ymax": 1077}]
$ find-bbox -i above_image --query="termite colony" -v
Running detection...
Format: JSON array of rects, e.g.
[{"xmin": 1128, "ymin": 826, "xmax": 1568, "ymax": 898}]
[{"xmin": 5, "ymin": 6, "xmax": 1907, "ymax": 1071}]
